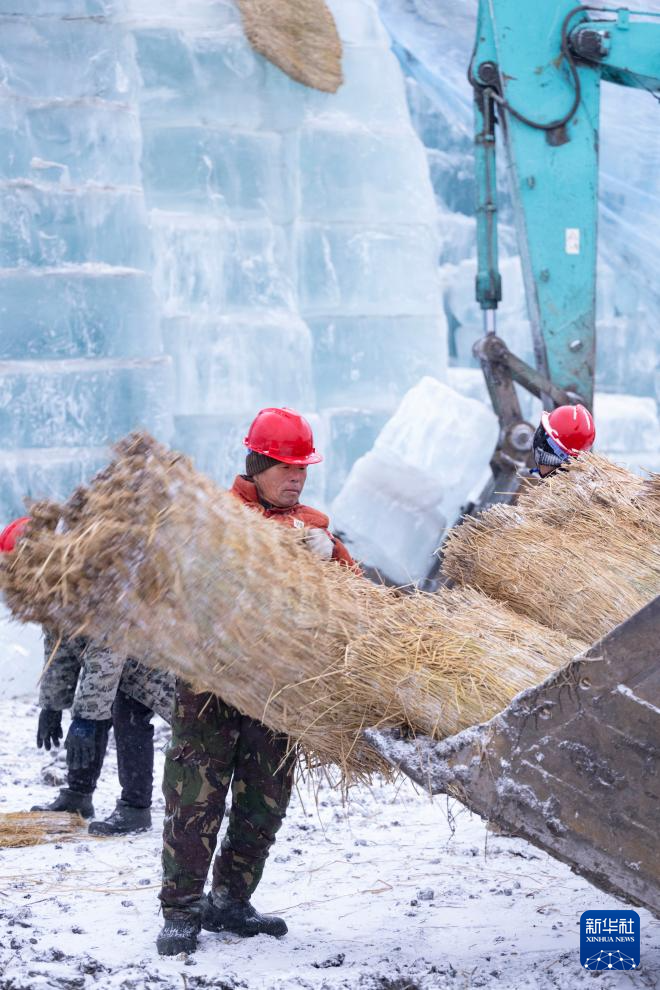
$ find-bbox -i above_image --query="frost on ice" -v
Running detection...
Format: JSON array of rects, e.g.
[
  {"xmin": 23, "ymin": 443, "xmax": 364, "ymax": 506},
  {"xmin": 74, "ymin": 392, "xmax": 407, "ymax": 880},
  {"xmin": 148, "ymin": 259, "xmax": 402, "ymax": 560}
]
[{"xmin": 332, "ymin": 378, "xmax": 498, "ymax": 584}]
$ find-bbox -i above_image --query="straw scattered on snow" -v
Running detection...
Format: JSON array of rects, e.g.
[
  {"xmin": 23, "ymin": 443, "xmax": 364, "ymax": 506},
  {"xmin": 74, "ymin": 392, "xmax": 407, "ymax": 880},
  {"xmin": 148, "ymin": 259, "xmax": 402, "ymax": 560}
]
[{"xmin": 0, "ymin": 810, "xmax": 87, "ymax": 848}]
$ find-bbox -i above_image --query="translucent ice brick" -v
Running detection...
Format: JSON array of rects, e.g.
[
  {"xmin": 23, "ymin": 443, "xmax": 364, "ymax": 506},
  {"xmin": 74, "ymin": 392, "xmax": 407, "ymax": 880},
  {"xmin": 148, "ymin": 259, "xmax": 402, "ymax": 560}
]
[
  {"xmin": 0, "ymin": 103, "xmax": 142, "ymax": 186},
  {"xmin": 309, "ymin": 315, "xmax": 446, "ymax": 409},
  {"xmin": 298, "ymin": 222, "xmax": 442, "ymax": 316},
  {"xmin": 0, "ymin": 267, "xmax": 163, "ymax": 360},
  {"xmin": 0, "ymin": 185, "xmax": 150, "ymax": 269},
  {"xmin": 135, "ymin": 27, "xmax": 263, "ymax": 128},
  {"xmin": 332, "ymin": 377, "xmax": 499, "ymax": 584},
  {"xmin": 141, "ymin": 126, "xmax": 292, "ymax": 220},
  {"xmin": 161, "ymin": 313, "xmax": 313, "ymax": 416},
  {"xmin": 299, "ymin": 125, "xmax": 431, "ymax": 223},
  {"xmin": 151, "ymin": 212, "xmax": 294, "ymax": 313},
  {"xmin": 0, "ymin": 18, "xmax": 136, "ymax": 101},
  {"xmin": 0, "ymin": 356, "xmax": 174, "ymax": 448}
]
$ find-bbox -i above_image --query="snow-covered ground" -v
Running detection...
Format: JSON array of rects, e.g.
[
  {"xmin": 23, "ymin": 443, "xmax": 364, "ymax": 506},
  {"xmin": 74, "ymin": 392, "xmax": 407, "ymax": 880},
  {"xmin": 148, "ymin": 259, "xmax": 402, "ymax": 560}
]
[{"xmin": 1, "ymin": 700, "xmax": 658, "ymax": 990}]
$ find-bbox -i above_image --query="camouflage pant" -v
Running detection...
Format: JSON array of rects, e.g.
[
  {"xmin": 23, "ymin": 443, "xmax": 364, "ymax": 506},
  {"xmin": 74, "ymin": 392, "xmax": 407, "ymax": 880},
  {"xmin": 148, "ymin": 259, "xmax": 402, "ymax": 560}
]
[{"xmin": 159, "ymin": 680, "xmax": 295, "ymax": 912}]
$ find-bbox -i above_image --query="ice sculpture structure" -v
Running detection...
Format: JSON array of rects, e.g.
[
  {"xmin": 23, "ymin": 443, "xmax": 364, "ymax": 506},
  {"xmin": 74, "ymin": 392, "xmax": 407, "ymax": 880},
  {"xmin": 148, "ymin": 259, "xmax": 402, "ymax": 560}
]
[{"xmin": 0, "ymin": 0, "xmax": 447, "ymax": 519}]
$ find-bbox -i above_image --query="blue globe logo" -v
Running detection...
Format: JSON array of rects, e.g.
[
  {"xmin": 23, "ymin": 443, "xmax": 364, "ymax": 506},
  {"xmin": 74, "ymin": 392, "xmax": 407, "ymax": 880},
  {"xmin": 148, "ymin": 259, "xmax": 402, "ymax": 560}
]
[{"xmin": 584, "ymin": 949, "xmax": 637, "ymax": 971}]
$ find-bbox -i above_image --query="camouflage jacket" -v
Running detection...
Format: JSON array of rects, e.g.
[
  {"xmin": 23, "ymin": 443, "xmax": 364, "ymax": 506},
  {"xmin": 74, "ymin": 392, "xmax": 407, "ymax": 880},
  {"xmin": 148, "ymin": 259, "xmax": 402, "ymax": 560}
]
[{"xmin": 39, "ymin": 633, "xmax": 174, "ymax": 723}]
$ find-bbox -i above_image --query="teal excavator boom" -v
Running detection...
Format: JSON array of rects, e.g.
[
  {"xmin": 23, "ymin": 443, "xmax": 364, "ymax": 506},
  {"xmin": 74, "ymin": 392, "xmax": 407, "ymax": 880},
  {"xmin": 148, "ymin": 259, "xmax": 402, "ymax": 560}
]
[{"xmin": 470, "ymin": 2, "xmax": 660, "ymax": 507}]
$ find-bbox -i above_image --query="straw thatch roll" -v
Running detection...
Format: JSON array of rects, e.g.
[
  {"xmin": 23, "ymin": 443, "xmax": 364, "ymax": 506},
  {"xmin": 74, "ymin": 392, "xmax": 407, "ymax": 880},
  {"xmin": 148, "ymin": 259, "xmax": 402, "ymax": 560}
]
[
  {"xmin": 0, "ymin": 434, "xmax": 578, "ymax": 780},
  {"xmin": 238, "ymin": 0, "xmax": 343, "ymax": 93},
  {"xmin": 346, "ymin": 586, "xmax": 584, "ymax": 741},
  {"xmin": 443, "ymin": 455, "xmax": 660, "ymax": 643}
]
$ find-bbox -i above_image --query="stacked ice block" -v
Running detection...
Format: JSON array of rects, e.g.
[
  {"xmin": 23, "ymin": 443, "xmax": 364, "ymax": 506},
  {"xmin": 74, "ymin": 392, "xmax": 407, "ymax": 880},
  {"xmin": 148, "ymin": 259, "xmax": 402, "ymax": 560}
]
[
  {"xmin": 0, "ymin": 0, "xmax": 450, "ymax": 520},
  {"xmin": 130, "ymin": 0, "xmax": 447, "ymax": 502},
  {"xmin": 0, "ymin": 0, "xmax": 173, "ymax": 518}
]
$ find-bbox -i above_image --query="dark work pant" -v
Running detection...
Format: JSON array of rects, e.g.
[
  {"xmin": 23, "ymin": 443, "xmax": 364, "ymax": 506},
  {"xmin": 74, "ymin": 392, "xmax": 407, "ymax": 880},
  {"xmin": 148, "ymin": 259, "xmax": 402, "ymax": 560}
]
[
  {"xmin": 66, "ymin": 691, "xmax": 155, "ymax": 807},
  {"xmin": 67, "ymin": 719, "xmax": 111, "ymax": 794},
  {"xmin": 160, "ymin": 681, "xmax": 295, "ymax": 911},
  {"xmin": 112, "ymin": 689, "xmax": 155, "ymax": 808}
]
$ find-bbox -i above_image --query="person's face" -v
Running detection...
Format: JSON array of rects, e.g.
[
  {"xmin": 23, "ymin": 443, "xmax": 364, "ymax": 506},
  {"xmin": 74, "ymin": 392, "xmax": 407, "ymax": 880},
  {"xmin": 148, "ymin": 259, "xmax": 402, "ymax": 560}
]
[{"xmin": 253, "ymin": 462, "xmax": 307, "ymax": 508}]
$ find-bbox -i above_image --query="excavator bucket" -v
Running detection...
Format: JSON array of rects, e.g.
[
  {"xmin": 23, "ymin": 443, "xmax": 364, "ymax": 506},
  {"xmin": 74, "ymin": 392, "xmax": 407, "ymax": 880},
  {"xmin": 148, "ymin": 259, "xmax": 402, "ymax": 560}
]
[{"xmin": 365, "ymin": 595, "xmax": 660, "ymax": 918}]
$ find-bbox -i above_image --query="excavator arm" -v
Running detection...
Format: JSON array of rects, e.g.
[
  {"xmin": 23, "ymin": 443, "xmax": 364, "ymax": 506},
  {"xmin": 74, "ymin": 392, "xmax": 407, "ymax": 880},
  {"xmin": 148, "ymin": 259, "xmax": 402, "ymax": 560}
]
[{"xmin": 470, "ymin": 2, "xmax": 660, "ymax": 506}]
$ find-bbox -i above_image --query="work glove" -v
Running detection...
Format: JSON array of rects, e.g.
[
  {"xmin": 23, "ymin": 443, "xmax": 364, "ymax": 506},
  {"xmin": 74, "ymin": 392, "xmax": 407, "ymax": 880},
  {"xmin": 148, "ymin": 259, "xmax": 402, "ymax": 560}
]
[
  {"xmin": 65, "ymin": 717, "xmax": 97, "ymax": 771},
  {"xmin": 36, "ymin": 708, "xmax": 63, "ymax": 751},
  {"xmin": 305, "ymin": 528, "xmax": 335, "ymax": 560}
]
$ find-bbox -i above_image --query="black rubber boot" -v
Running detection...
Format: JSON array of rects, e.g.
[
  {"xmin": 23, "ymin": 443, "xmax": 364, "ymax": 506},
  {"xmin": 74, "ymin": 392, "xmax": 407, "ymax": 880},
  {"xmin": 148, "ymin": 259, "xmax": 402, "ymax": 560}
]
[
  {"xmin": 201, "ymin": 890, "xmax": 287, "ymax": 938},
  {"xmin": 31, "ymin": 788, "xmax": 94, "ymax": 819},
  {"xmin": 156, "ymin": 909, "xmax": 201, "ymax": 956},
  {"xmin": 88, "ymin": 799, "xmax": 151, "ymax": 836}
]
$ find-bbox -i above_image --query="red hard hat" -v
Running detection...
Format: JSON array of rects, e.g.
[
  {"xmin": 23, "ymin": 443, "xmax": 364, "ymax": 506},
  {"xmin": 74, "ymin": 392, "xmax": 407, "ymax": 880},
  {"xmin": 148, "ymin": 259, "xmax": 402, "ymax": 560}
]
[
  {"xmin": 244, "ymin": 407, "xmax": 323, "ymax": 465},
  {"xmin": 541, "ymin": 404, "xmax": 595, "ymax": 457},
  {"xmin": 0, "ymin": 516, "xmax": 30, "ymax": 554}
]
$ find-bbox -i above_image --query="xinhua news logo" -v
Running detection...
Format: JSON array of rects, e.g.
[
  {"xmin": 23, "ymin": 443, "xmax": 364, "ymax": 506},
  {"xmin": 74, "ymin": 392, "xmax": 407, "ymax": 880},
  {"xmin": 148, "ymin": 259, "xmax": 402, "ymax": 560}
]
[{"xmin": 580, "ymin": 910, "xmax": 640, "ymax": 971}]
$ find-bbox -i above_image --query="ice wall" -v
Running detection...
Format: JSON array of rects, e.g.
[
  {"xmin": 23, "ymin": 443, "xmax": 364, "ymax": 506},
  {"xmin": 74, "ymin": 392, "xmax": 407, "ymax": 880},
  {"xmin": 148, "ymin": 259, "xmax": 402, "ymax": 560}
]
[
  {"xmin": 0, "ymin": 0, "xmax": 174, "ymax": 518},
  {"xmin": 0, "ymin": 0, "xmax": 448, "ymax": 521},
  {"xmin": 4, "ymin": 0, "xmax": 655, "ymax": 584},
  {"xmin": 129, "ymin": 0, "xmax": 447, "ymax": 507}
]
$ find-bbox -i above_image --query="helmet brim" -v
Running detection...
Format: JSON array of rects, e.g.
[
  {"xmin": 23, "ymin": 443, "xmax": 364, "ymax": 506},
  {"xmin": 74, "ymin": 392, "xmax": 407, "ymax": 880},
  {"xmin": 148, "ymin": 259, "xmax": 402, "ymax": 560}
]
[
  {"xmin": 270, "ymin": 452, "xmax": 324, "ymax": 466},
  {"xmin": 243, "ymin": 440, "xmax": 323, "ymax": 466}
]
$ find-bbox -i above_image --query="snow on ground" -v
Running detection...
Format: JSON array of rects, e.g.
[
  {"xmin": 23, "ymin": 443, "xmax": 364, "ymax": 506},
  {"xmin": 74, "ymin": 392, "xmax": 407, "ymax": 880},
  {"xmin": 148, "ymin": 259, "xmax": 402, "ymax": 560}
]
[{"xmin": 0, "ymin": 699, "xmax": 658, "ymax": 990}]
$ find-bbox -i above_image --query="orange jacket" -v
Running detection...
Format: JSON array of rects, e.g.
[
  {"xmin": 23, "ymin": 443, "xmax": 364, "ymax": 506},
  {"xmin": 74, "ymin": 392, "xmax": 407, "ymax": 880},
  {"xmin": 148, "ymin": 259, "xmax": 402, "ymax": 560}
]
[{"xmin": 230, "ymin": 476, "xmax": 359, "ymax": 572}]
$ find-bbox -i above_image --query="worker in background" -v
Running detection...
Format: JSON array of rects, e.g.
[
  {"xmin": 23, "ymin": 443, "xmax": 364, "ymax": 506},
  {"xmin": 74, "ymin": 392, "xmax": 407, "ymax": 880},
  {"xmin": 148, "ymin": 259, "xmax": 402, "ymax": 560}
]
[
  {"xmin": 32, "ymin": 634, "xmax": 174, "ymax": 835},
  {"xmin": 531, "ymin": 403, "xmax": 596, "ymax": 477},
  {"xmin": 157, "ymin": 407, "xmax": 358, "ymax": 957},
  {"xmin": 0, "ymin": 515, "xmax": 175, "ymax": 836}
]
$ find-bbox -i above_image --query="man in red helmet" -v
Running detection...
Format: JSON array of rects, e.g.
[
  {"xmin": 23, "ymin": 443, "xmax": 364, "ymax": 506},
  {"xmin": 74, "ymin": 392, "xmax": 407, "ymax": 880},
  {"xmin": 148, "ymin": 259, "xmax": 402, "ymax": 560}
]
[
  {"xmin": 157, "ymin": 407, "xmax": 358, "ymax": 957},
  {"xmin": 531, "ymin": 403, "xmax": 596, "ymax": 477}
]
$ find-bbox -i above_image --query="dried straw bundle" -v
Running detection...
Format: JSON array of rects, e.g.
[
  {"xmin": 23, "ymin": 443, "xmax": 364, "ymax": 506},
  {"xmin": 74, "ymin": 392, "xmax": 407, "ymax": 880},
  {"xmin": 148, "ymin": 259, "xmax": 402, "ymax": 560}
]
[
  {"xmin": 346, "ymin": 586, "xmax": 583, "ymax": 741},
  {"xmin": 443, "ymin": 454, "xmax": 660, "ymax": 643},
  {"xmin": 2, "ymin": 435, "xmax": 388, "ymax": 775},
  {"xmin": 0, "ymin": 810, "xmax": 86, "ymax": 848},
  {"xmin": 0, "ymin": 434, "xmax": 576, "ymax": 780},
  {"xmin": 238, "ymin": 0, "xmax": 343, "ymax": 93}
]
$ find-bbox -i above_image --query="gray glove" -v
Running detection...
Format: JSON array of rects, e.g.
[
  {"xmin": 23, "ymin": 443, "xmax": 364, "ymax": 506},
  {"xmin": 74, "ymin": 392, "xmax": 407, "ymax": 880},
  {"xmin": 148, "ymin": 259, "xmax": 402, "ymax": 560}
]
[
  {"xmin": 305, "ymin": 528, "xmax": 335, "ymax": 560},
  {"xmin": 36, "ymin": 708, "xmax": 63, "ymax": 750}
]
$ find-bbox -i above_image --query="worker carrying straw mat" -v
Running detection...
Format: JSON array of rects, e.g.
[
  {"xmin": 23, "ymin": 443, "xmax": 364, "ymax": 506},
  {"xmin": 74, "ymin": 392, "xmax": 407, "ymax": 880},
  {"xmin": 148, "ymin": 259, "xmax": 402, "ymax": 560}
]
[
  {"xmin": 2, "ymin": 435, "xmax": 656, "ymax": 779},
  {"xmin": 443, "ymin": 455, "xmax": 660, "ymax": 645}
]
